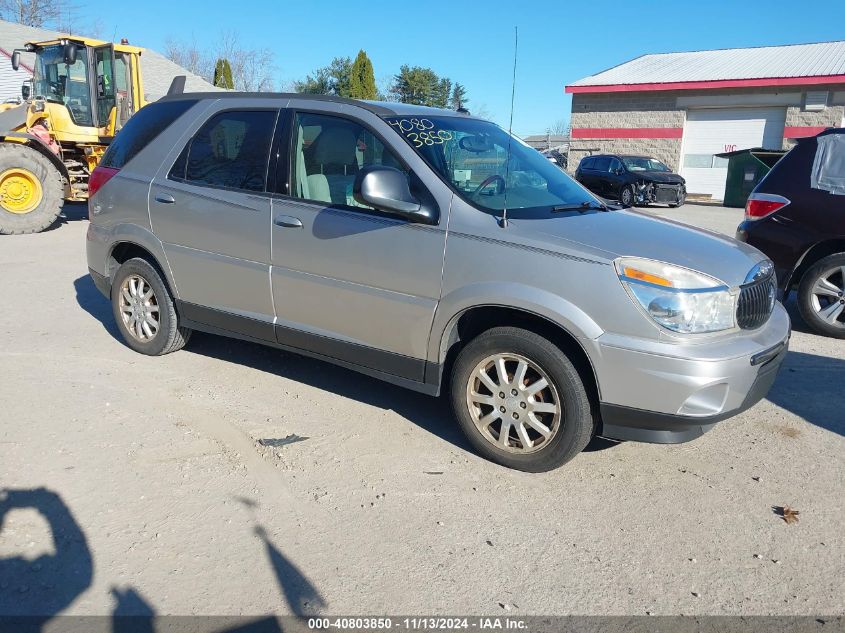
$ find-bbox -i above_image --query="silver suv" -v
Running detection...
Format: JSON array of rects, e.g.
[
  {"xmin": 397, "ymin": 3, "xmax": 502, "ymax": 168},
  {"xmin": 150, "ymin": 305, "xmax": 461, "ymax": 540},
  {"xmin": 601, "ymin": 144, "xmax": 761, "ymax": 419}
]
[{"xmin": 86, "ymin": 93, "xmax": 790, "ymax": 471}]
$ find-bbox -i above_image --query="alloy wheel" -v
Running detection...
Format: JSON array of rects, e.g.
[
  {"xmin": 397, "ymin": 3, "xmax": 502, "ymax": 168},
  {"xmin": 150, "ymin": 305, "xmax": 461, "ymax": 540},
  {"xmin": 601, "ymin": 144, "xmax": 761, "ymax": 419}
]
[
  {"xmin": 465, "ymin": 353, "xmax": 561, "ymax": 454},
  {"xmin": 119, "ymin": 274, "xmax": 160, "ymax": 341},
  {"xmin": 810, "ymin": 266, "xmax": 845, "ymax": 328}
]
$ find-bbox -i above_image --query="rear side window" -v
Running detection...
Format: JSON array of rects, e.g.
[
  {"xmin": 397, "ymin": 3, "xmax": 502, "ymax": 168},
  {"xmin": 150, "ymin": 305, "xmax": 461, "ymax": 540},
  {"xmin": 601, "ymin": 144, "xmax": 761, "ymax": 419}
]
[
  {"xmin": 593, "ymin": 156, "xmax": 611, "ymax": 171},
  {"xmin": 580, "ymin": 157, "xmax": 594, "ymax": 169},
  {"xmin": 174, "ymin": 110, "xmax": 277, "ymax": 192},
  {"xmin": 100, "ymin": 99, "xmax": 197, "ymax": 169}
]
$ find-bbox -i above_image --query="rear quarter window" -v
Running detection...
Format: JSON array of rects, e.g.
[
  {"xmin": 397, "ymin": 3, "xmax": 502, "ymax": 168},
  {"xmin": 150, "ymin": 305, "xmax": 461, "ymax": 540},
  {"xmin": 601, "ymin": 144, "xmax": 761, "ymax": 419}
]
[{"xmin": 100, "ymin": 99, "xmax": 198, "ymax": 169}]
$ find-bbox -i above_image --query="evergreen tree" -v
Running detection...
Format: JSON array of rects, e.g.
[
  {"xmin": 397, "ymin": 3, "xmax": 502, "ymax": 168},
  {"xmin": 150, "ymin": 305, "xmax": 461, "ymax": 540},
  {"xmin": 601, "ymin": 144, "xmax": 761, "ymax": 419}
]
[
  {"xmin": 349, "ymin": 50, "xmax": 378, "ymax": 100},
  {"xmin": 213, "ymin": 58, "xmax": 234, "ymax": 90},
  {"xmin": 450, "ymin": 83, "xmax": 468, "ymax": 110},
  {"xmin": 433, "ymin": 77, "xmax": 451, "ymax": 109},
  {"xmin": 294, "ymin": 57, "xmax": 352, "ymax": 96}
]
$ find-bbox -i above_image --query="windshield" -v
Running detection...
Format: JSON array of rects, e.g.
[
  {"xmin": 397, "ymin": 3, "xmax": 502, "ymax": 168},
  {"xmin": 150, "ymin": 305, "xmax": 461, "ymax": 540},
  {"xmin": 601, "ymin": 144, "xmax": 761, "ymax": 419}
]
[
  {"xmin": 622, "ymin": 157, "xmax": 669, "ymax": 172},
  {"xmin": 33, "ymin": 44, "xmax": 93, "ymax": 127},
  {"xmin": 384, "ymin": 116, "xmax": 601, "ymax": 214}
]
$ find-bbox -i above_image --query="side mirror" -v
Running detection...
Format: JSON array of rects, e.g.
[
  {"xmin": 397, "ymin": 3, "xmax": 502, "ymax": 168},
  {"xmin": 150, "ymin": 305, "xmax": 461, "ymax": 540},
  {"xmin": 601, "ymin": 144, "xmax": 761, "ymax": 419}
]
[
  {"xmin": 353, "ymin": 166, "xmax": 434, "ymax": 223},
  {"xmin": 63, "ymin": 44, "xmax": 77, "ymax": 66},
  {"xmin": 21, "ymin": 81, "xmax": 31, "ymax": 100},
  {"xmin": 11, "ymin": 50, "xmax": 20, "ymax": 71}
]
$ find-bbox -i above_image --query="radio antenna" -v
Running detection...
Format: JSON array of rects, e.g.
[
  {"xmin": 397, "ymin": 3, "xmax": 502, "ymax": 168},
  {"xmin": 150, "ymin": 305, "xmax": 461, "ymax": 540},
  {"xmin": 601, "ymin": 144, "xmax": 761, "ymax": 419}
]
[{"xmin": 499, "ymin": 26, "xmax": 518, "ymax": 229}]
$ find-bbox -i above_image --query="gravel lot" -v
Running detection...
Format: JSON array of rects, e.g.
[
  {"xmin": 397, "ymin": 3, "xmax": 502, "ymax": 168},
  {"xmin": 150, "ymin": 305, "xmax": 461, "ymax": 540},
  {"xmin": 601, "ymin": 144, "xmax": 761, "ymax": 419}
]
[{"xmin": 0, "ymin": 203, "xmax": 842, "ymax": 618}]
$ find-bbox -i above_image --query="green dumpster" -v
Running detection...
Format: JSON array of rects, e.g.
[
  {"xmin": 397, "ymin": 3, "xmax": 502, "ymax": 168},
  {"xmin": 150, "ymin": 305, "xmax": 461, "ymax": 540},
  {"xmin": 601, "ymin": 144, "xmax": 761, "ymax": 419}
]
[{"xmin": 716, "ymin": 148, "xmax": 787, "ymax": 208}]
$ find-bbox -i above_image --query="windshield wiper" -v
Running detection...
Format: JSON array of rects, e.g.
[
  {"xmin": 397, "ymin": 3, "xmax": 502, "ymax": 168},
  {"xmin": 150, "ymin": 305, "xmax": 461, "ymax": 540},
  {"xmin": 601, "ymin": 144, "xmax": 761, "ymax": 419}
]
[{"xmin": 552, "ymin": 201, "xmax": 607, "ymax": 213}]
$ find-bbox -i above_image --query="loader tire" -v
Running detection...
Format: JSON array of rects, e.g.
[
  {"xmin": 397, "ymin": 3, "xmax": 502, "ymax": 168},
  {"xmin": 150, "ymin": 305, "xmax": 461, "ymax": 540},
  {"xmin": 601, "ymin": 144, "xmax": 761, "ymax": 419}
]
[{"xmin": 0, "ymin": 143, "xmax": 65, "ymax": 235}]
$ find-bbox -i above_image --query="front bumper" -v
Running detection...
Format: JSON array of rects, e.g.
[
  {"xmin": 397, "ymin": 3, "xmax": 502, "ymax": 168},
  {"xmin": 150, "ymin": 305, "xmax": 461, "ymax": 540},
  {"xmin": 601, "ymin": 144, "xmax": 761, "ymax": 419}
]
[{"xmin": 592, "ymin": 303, "xmax": 790, "ymax": 443}]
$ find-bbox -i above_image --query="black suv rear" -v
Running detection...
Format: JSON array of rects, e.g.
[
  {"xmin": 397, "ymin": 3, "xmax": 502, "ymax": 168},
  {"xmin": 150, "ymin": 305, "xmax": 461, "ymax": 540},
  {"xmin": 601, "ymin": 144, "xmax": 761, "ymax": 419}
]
[
  {"xmin": 737, "ymin": 128, "xmax": 845, "ymax": 338},
  {"xmin": 575, "ymin": 154, "xmax": 686, "ymax": 208}
]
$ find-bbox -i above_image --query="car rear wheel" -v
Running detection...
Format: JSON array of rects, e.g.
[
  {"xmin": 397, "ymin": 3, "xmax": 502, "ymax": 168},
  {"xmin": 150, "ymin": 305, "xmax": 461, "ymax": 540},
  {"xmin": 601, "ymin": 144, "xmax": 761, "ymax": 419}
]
[
  {"xmin": 797, "ymin": 253, "xmax": 845, "ymax": 338},
  {"xmin": 450, "ymin": 327, "xmax": 594, "ymax": 472},
  {"xmin": 619, "ymin": 185, "xmax": 634, "ymax": 208},
  {"xmin": 111, "ymin": 258, "xmax": 192, "ymax": 355}
]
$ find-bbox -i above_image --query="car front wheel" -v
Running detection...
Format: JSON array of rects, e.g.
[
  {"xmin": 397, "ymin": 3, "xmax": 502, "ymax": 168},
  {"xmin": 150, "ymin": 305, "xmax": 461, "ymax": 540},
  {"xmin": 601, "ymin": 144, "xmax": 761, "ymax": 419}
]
[
  {"xmin": 797, "ymin": 253, "xmax": 845, "ymax": 338},
  {"xmin": 619, "ymin": 185, "xmax": 634, "ymax": 207},
  {"xmin": 450, "ymin": 327, "xmax": 594, "ymax": 472}
]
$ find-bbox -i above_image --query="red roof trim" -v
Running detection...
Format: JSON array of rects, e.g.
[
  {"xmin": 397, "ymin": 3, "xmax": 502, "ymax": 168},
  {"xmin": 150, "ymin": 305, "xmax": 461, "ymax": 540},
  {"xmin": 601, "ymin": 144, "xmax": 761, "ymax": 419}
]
[
  {"xmin": 565, "ymin": 74, "xmax": 845, "ymax": 94},
  {"xmin": 570, "ymin": 127, "xmax": 684, "ymax": 139},
  {"xmin": 784, "ymin": 126, "xmax": 830, "ymax": 138}
]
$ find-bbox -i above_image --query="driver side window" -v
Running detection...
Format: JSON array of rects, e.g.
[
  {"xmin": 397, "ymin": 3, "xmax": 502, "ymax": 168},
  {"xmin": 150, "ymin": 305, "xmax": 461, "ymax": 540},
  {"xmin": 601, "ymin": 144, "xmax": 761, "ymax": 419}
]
[
  {"xmin": 290, "ymin": 112, "xmax": 407, "ymax": 208},
  {"xmin": 171, "ymin": 110, "xmax": 277, "ymax": 192}
]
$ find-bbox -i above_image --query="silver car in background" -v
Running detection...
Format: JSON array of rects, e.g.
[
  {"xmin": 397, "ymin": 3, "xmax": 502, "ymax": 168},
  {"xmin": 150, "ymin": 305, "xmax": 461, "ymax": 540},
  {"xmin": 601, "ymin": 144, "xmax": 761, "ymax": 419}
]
[{"xmin": 86, "ymin": 92, "xmax": 790, "ymax": 471}]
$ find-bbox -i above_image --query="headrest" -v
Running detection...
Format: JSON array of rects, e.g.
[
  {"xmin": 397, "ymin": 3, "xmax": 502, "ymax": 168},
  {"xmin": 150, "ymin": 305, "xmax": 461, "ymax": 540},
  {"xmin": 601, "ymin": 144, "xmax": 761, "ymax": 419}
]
[{"xmin": 312, "ymin": 126, "xmax": 358, "ymax": 165}]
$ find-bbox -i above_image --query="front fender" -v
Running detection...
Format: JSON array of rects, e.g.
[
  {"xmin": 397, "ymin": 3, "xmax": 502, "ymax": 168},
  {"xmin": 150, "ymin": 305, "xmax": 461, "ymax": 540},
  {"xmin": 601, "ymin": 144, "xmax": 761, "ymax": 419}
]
[{"xmin": 428, "ymin": 281, "xmax": 604, "ymax": 364}]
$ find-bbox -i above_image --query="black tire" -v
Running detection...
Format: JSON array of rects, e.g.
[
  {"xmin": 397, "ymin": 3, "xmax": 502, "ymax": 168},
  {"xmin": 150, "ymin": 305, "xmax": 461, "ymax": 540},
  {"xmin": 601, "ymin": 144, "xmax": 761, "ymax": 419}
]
[
  {"xmin": 0, "ymin": 143, "xmax": 65, "ymax": 235},
  {"xmin": 619, "ymin": 185, "xmax": 634, "ymax": 208},
  {"xmin": 449, "ymin": 327, "xmax": 594, "ymax": 472},
  {"xmin": 797, "ymin": 253, "xmax": 845, "ymax": 339},
  {"xmin": 669, "ymin": 186, "xmax": 686, "ymax": 208},
  {"xmin": 111, "ymin": 258, "xmax": 192, "ymax": 355}
]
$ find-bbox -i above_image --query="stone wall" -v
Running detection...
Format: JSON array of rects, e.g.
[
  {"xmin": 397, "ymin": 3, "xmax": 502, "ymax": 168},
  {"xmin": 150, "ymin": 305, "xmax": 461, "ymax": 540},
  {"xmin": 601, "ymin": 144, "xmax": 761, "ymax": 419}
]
[{"xmin": 567, "ymin": 85, "xmax": 845, "ymax": 172}]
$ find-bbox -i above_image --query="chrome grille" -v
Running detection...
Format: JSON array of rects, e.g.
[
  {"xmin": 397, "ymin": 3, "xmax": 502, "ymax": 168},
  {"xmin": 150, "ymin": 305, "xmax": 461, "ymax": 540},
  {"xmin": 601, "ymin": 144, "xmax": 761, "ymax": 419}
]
[{"xmin": 737, "ymin": 274, "xmax": 776, "ymax": 329}]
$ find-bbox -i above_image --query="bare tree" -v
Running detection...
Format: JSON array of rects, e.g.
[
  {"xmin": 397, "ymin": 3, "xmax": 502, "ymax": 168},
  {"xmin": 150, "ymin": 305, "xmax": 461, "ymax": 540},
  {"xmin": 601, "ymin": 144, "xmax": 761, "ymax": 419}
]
[
  {"xmin": 163, "ymin": 37, "xmax": 213, "ymax": 81},
  {"xmin": 216, "ymin": 30, "xmax": 275, "ymax": 91},
  {"xmin": 545, "ymin": 119, "xmax": 570, "ymax": 136},
  {"xmin": 0, "ymin": 0, "xmax": 78, "ymax": 30},
  {"xmin": 164, "ymin": 31, "xmax": 276, "ymax": 91}
]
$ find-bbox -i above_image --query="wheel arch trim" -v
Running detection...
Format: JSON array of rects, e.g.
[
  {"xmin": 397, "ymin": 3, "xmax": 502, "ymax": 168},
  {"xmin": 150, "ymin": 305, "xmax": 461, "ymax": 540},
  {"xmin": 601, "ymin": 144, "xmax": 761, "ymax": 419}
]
[
  {"xmin": 427, "ymin": 284, "xmax": 604, "ymax": 397},
  {"xmin": 104, "ymin": 227, "xmax": 180, "ymax": 300},
  {"xmin": 787, "ymin": 238, "xmax": 845, "ymax": 294}
]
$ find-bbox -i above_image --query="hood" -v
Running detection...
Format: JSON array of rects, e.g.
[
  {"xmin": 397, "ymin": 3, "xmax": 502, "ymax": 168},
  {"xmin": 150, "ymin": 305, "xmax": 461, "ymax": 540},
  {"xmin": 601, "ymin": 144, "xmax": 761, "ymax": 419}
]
[
  {"xmin": 633, "ymin": 170, "xmax": 685, "ymax": 184},
  {"xmin": 510, "ymin": 209, "xmax": 766, "ymax": 287}
]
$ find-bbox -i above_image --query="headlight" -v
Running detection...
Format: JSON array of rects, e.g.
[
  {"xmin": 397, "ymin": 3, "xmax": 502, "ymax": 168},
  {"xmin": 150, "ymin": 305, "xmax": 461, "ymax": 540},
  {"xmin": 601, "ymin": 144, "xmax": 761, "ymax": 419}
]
[{"xmin": 615, "ymin": 257, "xmax": 736, "ymax": 333}]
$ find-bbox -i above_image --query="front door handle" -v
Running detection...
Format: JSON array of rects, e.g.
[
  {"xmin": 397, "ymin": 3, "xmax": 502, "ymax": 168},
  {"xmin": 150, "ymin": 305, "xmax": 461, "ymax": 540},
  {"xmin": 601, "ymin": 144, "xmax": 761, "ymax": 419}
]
[
  {"xmin": 155, "ymin": 193, "xmax": 175, "ymax": 204},
  {"xmin": 274, "ymin": 215, "xmax": 303, "ymax": 228}
]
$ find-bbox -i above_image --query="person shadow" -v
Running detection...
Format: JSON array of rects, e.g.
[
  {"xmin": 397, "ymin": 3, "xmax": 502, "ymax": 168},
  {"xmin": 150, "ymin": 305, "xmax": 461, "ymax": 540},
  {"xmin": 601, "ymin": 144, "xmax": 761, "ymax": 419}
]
[
  {"xmin": 253, "ymin": 525, "xmax": 326, "ymax": 617},
  {"xmin": 111, "ymin": 587, "xmax": 156, "ymax": 633},
  {"xmin": 0, "ymin": 488, "xmax": 93, "ymax": 633}
]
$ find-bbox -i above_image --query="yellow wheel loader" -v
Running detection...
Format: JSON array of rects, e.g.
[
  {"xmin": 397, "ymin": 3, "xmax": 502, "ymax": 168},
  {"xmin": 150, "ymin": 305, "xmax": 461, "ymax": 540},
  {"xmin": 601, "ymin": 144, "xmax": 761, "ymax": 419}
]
[{"xmin": 0, "ymin": 36, "xmax": 146, "ymax": 234}]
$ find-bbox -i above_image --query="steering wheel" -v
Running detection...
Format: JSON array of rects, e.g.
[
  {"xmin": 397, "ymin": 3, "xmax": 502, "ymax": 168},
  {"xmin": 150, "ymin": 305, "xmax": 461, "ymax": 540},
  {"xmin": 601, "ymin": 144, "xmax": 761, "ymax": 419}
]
[{"xmin": 471, "ymin": 175, "xmax": 505, "ymax": 197}]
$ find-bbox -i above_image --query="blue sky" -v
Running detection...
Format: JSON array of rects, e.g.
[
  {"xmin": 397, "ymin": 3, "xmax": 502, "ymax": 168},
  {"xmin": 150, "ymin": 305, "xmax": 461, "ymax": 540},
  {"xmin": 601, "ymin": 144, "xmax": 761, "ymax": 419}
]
[{"xmin": 82, "ymin": 0, "xmax": 845, "ymax": 136}]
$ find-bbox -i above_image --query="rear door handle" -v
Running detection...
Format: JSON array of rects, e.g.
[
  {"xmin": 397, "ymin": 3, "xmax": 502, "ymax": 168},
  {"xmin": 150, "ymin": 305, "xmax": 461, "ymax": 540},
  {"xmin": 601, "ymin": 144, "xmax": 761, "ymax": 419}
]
[
  {"xmin": 155, "ymin": 193, "xmax": 175, "ymax": 204},
  {"xmin": 274, "ymin": 215, "xmax": 302, "ymax": 228}
]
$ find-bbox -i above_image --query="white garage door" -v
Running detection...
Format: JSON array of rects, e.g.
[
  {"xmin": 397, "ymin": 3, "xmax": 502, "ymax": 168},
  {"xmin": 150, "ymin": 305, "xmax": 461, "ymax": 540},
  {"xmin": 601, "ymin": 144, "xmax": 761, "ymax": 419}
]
[{"xmin": 681, "ymin": 107, "xmax": 786, "ymax": 199}]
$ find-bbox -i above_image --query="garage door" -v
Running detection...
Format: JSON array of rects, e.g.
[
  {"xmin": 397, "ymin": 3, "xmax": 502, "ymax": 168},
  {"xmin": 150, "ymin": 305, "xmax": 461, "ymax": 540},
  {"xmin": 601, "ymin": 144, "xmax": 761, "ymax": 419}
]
[{"xmin": 681, "ymin": 107, "xmax": 786, "ymax": 199}]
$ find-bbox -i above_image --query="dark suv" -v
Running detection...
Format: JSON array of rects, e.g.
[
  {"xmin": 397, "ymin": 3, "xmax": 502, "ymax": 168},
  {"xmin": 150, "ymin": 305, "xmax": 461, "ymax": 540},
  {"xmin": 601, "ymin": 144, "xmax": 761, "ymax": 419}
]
[
  {"xmin": 737, "ymin": 128, "xmax": 845, "ymax": 338},
  {"xmin": 575, "ymin": 154, "xmax": 686, "ymax": 208}
]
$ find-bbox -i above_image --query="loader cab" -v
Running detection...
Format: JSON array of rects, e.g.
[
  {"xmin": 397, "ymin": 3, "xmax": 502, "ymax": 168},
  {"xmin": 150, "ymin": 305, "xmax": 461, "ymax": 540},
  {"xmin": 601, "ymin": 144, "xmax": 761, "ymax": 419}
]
[{"xmin": 18, "ymin": 37, "xmax": 145, "ymax": 134}]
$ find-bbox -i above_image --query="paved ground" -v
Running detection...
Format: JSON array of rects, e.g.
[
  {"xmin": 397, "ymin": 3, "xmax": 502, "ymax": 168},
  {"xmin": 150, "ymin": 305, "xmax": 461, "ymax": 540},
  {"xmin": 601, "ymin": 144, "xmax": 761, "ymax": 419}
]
[{"xmin": 0, "ymin": 203, "xmax": 842, "ymax": 619}]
